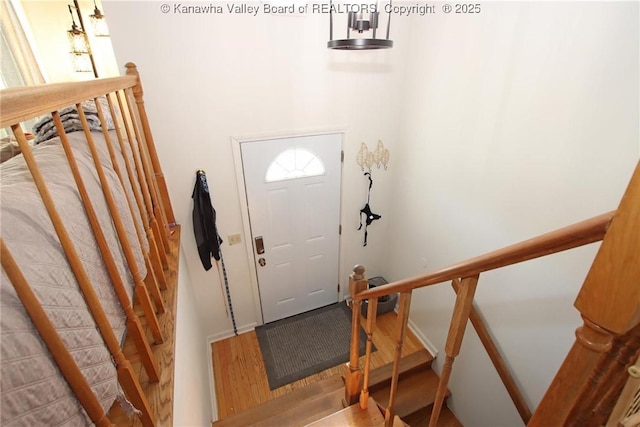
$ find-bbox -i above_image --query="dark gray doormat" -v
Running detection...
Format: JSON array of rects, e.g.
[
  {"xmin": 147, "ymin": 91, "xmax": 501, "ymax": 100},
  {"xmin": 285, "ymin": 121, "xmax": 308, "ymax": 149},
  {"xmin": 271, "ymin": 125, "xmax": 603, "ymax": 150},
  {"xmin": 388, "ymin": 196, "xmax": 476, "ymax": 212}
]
[{"xmin": 255, "ymin": 302, "xmax": 374, "ymax": 390}]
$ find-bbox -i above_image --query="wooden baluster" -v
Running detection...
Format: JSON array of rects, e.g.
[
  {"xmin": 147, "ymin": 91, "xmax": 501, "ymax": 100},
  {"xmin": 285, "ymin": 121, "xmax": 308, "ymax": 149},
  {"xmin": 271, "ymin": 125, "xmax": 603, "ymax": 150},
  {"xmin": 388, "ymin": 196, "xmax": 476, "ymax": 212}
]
[
  {"xmin": 594, "ymin": 352, "xmax": 640, "ymax": 426},
  {"xmin": 360, "ymin": 296, "xmax": 378, "ymax": 410},
  {"xmin": 385, "ymin": 291, "xmax": 412, "ymax": 427},
  {"xmin": 116, "ymin": 90, "xmax": 169, "ymax": 270},
  {"xmin": 75, "ymin": 106, "xmax": 166, "ymax": 340},
  {"xmin": 52, "ymin": 112, "xmax": 160, "ymax": 382},
  {"xmin": 107, "ymin": 93, "xmax": 168, "ymax": 290},
  {"xmin": 10, "ymin": 125, "xmax": 156, "ymax": 426},
  {"xmin": 530, "ymin": 161, "xmax": 640, "ymax": 426},
  {"xmin": 123, "ymin": 88, "xmax": 171, "ymax": 259},
  {"xmin": 345, "ymin": 265, "xmax": 368, "ymax": 406},
  {"xmin": 126, "ymin": 62, "xmax": 175, "ymax": 225},
  {"xmin": 429, "ymin": 275, "xmax": 479, "ymax": 427},
  {"xmin": 1, "ymin": 240, "xmax": 115, "ymax": 427},
  {"xmin": 607, "ymin": 353, "xmax": 640, "ymax": 426},
  {"xmin": 569, "ymin": 324, "xmax": 640, "ymax": 426},
  {"xmin": 94, "ymin": 97, "xmax": 169, "ymax": 299},
  {"xmin": 451, "ymin": 278, "xmax": 532, "ymax": 423},
  {"xmin": 530, "ymin": 317, "xmax": 615, "ymax": 426},
  {"xmin": 123, "ymin": 85, "xmax": 170, "ymax": 254}
]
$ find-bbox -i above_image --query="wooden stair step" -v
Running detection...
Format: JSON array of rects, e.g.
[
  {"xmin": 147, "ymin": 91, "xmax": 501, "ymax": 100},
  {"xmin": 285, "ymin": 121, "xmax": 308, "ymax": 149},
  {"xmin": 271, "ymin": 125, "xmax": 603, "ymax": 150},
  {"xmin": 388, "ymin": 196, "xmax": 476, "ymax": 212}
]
[
  {"xmin": 213, "ymin": 374, "xmax": 344, "ymax": 426},
  {"xmin": 401, "ymin": 404, "xmax": 463, "ymax": 427},
  {"xmin": 368, "ymin": 349, "xmax": 434, "ymax": 393},
  {"xmin": 305, "ymin": 397, "xmax": 385, "ymax": 427},
  {"xmin": 393, "ymin": 415, "xmax": 411, "ymax": 427},
  {"xmin": 372, "ymin": 368, "xmax": 446, "ymax": 418}
]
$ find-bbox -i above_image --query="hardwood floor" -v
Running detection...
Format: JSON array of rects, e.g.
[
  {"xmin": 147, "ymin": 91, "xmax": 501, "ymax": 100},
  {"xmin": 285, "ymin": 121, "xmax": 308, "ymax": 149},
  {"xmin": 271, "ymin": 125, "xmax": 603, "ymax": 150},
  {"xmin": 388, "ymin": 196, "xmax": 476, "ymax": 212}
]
[{"xmin": 212, "ymin": 308, "xmax": 426, "ymax": 419}]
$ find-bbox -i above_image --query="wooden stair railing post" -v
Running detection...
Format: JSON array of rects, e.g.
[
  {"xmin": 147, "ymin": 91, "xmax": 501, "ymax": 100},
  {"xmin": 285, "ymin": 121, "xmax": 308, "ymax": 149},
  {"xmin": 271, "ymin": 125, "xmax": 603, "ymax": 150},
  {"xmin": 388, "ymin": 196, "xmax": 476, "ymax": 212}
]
[
  {"xmin": 76, "ymin": 106, "xmax": 167, "ymax": 322},
  {"xmin": 384, "ymin": 291, "xmax": 412, "ymax": 427},
  {"xmin": 10, "ymin": 124, "xmax": 156, "ymax": 427},
  {"xmin": 94, "ymin": 97, "xmax": 169, "ymax": 294},
  {"xmin": 1, "ymin": 240, "xmax": 115, "ymax": 427},
  {"xmin": 345, "ymin": 265, "xmax": 368, "ymax": 406},
  {"xmin": 530, "ymin": 161, "xmax": 640, "ymax": 426},
  {"xmin": 53, "ymin": 112, "xmax": 160, "ymax": 383},
  {"xmin": 107, "ymin": 93, "xmax": 168, "ymax": 290},
  {"xmin": 359, "ymin": 296, "xmax": 378, "ymax": 410},
  {"xmin": 451, "ymin": 279, "xmax": 532, "ymax": 423},
  {"xmin": 123, "ymin": 87, "xmax": 171, "ymax": 258},
  {"xmin": 587, "ymin": 325, "xmax": 640, "ymax": 426},
  {"xmin": 607, "ymin": 350, "xmax": 640, "ymax": 426},
  {"xmin": 116, "ymin": 90, "xmax": 169, "ymax": 270},
  {"xmin": 429, "ymin": 275, "xmax": 479, "ymax": 427},
  {"xmin": 125, "ymin": 62, "xmax": 175, "ymax": 225}
]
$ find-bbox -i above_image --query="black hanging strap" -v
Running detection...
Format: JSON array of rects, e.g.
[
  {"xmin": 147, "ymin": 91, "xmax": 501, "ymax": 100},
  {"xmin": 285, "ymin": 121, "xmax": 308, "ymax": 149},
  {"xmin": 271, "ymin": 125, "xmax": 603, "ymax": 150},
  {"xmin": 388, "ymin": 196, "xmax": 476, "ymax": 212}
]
[
  {"xmin": 216, "ymin": 249, "xmax": 238, "ymax": 336},
  {"xmin": 358, "ymin": 172, "xmax": 381, "ymax": 246}
]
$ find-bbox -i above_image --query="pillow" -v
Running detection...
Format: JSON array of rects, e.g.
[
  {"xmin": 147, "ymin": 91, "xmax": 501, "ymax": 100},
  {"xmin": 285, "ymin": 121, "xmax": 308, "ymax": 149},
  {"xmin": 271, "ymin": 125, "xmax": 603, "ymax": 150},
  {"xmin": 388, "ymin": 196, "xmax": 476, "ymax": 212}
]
[{"xmin": 33, "ymin": 97, "xmax": 116, "ymax": 144}]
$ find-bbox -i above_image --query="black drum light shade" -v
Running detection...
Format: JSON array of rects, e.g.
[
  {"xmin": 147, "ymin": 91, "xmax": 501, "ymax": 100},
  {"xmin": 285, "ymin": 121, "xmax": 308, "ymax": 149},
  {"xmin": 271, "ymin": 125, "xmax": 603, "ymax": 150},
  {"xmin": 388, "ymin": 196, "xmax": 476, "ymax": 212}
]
[{"xmin": 327, "ymin": 0, "xmax": 393, "ymax": 50}]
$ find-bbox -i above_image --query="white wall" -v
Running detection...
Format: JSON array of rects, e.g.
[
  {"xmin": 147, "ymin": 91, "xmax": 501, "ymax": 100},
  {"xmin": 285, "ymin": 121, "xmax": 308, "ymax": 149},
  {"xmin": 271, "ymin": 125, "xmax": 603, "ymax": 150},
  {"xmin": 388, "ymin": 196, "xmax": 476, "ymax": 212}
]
[
  {"xmin": 101, "ymin": 1, "xmax": 639, "ymax": 424},
  {"xmin": 103, "ymin": 1, "xmax": 406, "ymax": 341},
  {"xmin": 173, "ymin": 252, "xmax": 212, "ymax": 426},
  {"xmin": 388, "ymin": 2, "xmax": 639, "ymax": 426}
]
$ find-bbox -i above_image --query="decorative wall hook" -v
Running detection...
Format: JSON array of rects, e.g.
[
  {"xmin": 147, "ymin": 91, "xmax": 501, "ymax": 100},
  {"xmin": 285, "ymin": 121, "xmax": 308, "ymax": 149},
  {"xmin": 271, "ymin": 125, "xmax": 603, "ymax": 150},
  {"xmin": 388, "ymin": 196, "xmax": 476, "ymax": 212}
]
[
  {"xmin": 356, "ymin": 142, "xmax": 368, "ymax": 171},
  {"xmin": 356, "ymin": 140, "xmax": 390, "ymax": 171}
]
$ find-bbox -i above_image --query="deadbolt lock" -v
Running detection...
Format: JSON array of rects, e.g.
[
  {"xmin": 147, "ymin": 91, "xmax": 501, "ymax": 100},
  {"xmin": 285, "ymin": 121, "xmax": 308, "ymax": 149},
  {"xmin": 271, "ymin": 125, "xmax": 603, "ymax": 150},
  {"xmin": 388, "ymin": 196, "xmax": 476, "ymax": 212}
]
[
  {"xmin": 255, "ymin": 236, "xmax": 265, "ymax": 254},
  {"xmin": 258, "ymin": 258, "xmax": 266, "ymax": 267}
]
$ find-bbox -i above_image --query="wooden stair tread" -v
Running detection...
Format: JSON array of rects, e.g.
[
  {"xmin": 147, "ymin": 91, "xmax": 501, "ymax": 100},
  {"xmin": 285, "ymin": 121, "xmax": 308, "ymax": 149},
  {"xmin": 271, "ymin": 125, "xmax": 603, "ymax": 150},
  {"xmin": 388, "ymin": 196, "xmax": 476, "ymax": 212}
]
[
  {"xmin": 393, "ymin": 415, "xmax": 411, "ymax": 427},
  {"xmin": 305, "ymin": 397, "xmax": 385, "ymax": 427},
  {"xmin": 213, "ymin": 349, "xmax": 461, "ymax": 427},
  {"xmin": 368, "ymin": 349, "xmax": 434, "ymax": 393},
  {"xmin": 401, "ymin": 404, "xmax": 463, "ymax": 427},
  {"xmin": 213, "ymin": 374, "xmax": 344, "ymax": 426},
  {"xmin": 372, "ymin": 368, "xmax": 447, "ymax": 418}
]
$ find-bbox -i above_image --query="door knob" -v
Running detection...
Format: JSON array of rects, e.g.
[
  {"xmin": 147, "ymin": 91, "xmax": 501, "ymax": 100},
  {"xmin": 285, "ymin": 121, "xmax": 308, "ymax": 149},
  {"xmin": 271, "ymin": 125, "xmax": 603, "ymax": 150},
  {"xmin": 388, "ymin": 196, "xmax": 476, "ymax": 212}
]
[{"xmin": 258, "ymin": 258, "xmax": 266, "ymax": 267}]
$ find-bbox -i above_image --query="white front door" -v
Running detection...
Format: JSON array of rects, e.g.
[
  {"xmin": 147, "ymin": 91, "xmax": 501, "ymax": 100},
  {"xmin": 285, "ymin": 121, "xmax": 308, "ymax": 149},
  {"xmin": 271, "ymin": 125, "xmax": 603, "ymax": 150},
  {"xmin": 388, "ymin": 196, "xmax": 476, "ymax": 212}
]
[{"xmin": 241, "ymin": 134, "xmax": 342, "ymax": 323}]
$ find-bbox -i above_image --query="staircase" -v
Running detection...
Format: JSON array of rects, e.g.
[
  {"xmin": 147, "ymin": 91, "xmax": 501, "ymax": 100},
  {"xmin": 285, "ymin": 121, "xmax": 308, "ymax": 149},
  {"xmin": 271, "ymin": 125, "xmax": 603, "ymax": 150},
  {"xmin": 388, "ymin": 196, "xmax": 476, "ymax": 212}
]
[
  {"xmin": 212, "ymin": 349, "xmax": 462, "ymax": 426},
  {"xmin": 212, "ymin": 162, "xmax": 640, "ymax": 426}
]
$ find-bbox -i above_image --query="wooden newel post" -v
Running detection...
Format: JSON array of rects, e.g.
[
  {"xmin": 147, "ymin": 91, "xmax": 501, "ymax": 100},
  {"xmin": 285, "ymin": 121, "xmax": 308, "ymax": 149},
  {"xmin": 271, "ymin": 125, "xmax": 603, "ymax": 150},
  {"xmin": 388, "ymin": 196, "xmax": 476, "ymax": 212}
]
[
  {"xmin": 530, "ymin": 161, "xmax": 640, "ymax": 426},
  {"xmin": 125, "ymin": 62, "xmax": 176, "ymax": 225},
  {"xmin": 344, "ymin": 264, "xmax": 368, "ymax": 406}
]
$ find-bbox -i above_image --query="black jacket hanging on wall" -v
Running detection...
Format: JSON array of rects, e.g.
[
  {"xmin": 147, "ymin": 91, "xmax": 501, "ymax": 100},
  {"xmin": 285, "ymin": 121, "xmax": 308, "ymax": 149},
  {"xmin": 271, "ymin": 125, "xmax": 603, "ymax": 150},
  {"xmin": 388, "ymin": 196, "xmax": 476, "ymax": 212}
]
[{"xmin": 192, "ymin": 170, "xmax": 222, "ymax": 270}]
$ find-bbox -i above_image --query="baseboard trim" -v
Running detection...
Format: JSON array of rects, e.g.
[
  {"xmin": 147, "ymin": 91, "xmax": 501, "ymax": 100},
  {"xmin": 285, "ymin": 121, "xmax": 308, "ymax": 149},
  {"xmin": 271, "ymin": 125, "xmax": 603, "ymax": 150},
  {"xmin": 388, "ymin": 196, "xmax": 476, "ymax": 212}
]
[
  {"xmin": 392, "ymin": 305, "xmax": 439, "ymax": 358},
  {"xmin": 207, "ymin": 322, "xmax": 258, "ymax": 344},
  {"xmin": 207, "ymin": 340, "xmax": 218, "ymax": 422},
  {"xmin": 407, "ymin": 317, "xmax": 439, "ymax": 359}
]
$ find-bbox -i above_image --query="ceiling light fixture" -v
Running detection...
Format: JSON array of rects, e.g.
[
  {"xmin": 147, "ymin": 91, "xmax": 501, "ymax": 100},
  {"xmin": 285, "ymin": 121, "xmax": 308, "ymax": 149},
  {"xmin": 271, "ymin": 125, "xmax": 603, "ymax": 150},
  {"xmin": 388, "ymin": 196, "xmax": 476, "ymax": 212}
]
[
  {"xmin": 89, "ymin": 0, "xmax": 109, "ymax": 37},
  {"xmin": 66, "ymin": 0, "xmax": 98, "ymax": 77},
  {"xmin": 327, "ymin": 0, "xmax": 393, "ymax": 50}
]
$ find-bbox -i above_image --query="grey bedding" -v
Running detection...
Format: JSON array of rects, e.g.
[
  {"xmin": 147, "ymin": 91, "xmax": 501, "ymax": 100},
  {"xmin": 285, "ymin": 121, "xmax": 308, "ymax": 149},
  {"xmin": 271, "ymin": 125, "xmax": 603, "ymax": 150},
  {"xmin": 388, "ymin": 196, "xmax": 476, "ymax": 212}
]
[{"xmin": 0, "ymin": 130, "xmax": 147, "ymax": 426}]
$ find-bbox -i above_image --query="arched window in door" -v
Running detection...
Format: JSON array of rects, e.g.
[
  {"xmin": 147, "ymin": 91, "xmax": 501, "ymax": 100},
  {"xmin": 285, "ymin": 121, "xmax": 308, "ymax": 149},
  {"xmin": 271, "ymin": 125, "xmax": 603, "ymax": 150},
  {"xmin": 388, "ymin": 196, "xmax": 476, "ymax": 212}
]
[{"xmin": 265, "ymin": 147, "xmax": 325, "ymax": 182}]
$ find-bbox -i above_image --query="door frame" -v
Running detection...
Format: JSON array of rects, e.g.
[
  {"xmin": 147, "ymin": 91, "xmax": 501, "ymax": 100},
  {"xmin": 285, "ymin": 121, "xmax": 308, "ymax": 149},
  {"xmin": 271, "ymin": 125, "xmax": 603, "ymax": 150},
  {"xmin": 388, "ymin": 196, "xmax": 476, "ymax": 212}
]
[{"xmin": 231, "ymin": 129, "xmax": 345, "ymax": 326}]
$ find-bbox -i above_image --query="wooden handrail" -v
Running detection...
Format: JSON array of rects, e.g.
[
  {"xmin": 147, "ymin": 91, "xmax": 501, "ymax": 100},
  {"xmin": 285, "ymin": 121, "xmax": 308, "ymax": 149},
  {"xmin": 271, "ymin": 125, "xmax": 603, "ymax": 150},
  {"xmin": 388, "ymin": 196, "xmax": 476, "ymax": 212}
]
[
  {"xmin": 0, "ymin": 75, "xmax": 137, "ymax": 128},
  {"xmin": 532, "ymin": 161, "xmax": 640, "ymax": 425},
  {"xmin": 348, "ymin": 164, "xmax": 638, "ymax": 426},
  {"xmin": 354, "ymin": 211, "xmax": 613, "ymax": 302},
  {"xmin": 348, "ymin": 210, "xmax": 614, "ymax": 426}
]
